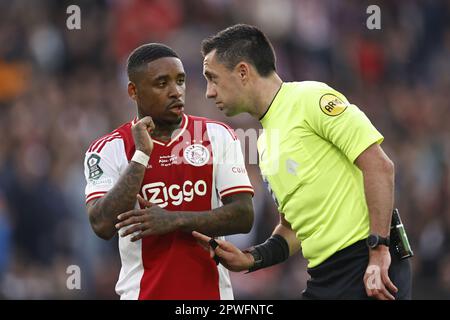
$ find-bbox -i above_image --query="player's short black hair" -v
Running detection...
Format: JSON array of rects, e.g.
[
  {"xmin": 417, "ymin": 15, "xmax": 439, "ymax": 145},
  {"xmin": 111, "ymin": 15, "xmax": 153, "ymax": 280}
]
[
  {"xmin": 201, "ymin": 24, "xmax": 276, "ymax": 77},
  {"xmin": 127, "ymin": 43, "xmax": 179, "ymax": 81}
]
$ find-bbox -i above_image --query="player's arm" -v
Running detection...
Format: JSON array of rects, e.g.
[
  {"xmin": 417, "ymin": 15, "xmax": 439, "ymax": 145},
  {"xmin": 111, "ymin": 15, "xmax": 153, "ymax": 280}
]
[
  {"xmin": 87, "ymin": 163, "xmax": 146, "ymax": 240},
  {"xmin": 86, "ymin": 117, "xmax": 154, "ymax": 240},
  {"xmin": 116, "ymin": 124, "xmax": 256, "ymax": 239},
  {"xmin": 191, "ymin": 213, "xmax": 300, "ymax": 272},
  {"xmin": 174, "ymin": 191, "xmax": 254, "ymax": 236},
  {"xmin": 116, "ymin": 192, "xmax": 253, "ymax": 241}
]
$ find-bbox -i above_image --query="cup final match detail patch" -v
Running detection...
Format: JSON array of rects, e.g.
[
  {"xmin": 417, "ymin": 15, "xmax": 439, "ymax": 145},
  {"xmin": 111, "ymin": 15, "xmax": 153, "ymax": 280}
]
[{"xmin": 87, "ymin": 154, "xmax": 103, "ymax": 180}]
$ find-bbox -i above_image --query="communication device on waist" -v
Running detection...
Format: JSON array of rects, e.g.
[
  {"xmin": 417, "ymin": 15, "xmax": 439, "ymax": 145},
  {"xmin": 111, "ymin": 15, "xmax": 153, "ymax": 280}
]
[{"xmin": 390, "ymin": 208, "xmax": 414, "ymax": 259}]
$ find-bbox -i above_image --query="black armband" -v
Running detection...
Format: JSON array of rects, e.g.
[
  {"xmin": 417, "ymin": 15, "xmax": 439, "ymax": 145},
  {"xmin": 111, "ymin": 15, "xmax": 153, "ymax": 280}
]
[{"xmin": 246, "ymin": 234, "xmax": 290, "ymax": 273}]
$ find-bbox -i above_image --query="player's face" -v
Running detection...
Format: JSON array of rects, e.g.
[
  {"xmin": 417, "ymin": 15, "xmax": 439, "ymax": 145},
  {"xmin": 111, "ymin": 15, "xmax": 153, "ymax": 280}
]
[
  {"xmin": 203, "ymin": 50, "xmax": 245, "ymax": 116},
  {"xmin": 132, "ymin": 57, "xmax": 186, "ymax": 126}
]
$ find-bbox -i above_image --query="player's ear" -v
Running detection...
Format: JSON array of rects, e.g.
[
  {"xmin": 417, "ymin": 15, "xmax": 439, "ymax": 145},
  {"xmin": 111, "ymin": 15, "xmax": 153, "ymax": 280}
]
[{"xmin": 128, "ymin": 81, "xmax": 138, "ymax": 101}]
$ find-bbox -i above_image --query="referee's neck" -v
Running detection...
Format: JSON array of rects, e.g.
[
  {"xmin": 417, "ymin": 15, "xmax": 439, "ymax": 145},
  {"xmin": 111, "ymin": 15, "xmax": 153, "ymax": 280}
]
[{"xmin": 254, "ymin": 73, "xmax": 283, "ymax": 121}]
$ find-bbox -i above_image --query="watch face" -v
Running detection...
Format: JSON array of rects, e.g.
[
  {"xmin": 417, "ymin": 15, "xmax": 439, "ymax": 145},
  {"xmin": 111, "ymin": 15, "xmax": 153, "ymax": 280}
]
[{"xmin": 367, "ymin": 235, "xmax": 379, "ymax": 248}]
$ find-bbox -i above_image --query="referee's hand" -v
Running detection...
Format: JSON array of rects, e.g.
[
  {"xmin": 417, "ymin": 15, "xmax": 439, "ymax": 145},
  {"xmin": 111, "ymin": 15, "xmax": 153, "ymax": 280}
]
[
  {"xmin": 192, "ymin": 231, "xmax": 254, "ymax": 272},
  {"xmin": 364, "ymin": 247, "xmax": 398, "ymax": 300}
]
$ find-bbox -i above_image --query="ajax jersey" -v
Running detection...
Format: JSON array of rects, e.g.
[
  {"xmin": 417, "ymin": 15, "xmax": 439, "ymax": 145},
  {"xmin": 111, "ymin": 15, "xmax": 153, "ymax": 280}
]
[{"xmin": 84, "ymin": 114, "xmax": 254, "ymax": 299}]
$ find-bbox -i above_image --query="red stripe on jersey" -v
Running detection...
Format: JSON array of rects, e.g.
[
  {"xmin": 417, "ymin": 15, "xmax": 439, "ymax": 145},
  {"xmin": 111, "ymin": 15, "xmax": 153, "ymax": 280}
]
[
  {"xmin": 85, "ymin": 195, "xmax": 104, "ymax": 204},
  {"xmin": 86, "ymin": 191, "xmax": 107, "ymax": 203},
  {"xmin": 88, "ymin": 132, "xmax": 120, "ymax": 152},
  {"xmin": 219, "ymin": 185, "xmax": 254, "ymax": 195},
  {"xmin": 220, "ymin": 188, "xmax": 254, "ymax": 199},
  {"xmin": 205, "ymin": 120, "xmax": 237, "ymax": 140},
  {"xmin": 86, "ymin": 191, "xmax": 107, "ymax": 197},
  {"xmin": 88, "ymin": 133, "xmax": 115, "ymax": 152},
  {"xmin": 94, "ymin": 135, "xmax": 122, "ymax": 153}
]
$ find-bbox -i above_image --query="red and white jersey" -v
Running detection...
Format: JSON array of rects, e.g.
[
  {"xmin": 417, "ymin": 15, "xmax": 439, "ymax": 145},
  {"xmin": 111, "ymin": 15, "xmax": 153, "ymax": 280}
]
[{"xmin": 84, "ymin": 114, "xmax": 254, "ymax": 300}]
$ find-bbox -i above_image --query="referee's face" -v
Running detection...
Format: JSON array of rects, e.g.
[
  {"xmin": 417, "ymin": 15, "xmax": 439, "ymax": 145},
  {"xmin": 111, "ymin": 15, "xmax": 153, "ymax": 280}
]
[
  {"xmin": 203, "ymin": 50, "xmax": 245, "ymax": 116},
  {"xmin": 131, "ymin": 57, "xmax": 186, "ymax": 126}
]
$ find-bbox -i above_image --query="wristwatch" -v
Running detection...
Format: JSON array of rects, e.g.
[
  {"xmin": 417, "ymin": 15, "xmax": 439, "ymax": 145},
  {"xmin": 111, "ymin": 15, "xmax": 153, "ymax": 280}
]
[{"xmin": 366, "ymin": 234, "xmax": 390, "ymax": 249}]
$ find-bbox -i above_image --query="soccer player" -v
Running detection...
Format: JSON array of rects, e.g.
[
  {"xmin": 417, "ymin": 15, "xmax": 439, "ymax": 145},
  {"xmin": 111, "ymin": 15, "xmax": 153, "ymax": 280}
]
[
  {"xmin": 194, "ymin": 24, "xmax": 412, "ymax": 300},
  {"xmin": 83, "ymin": 43, "xmax": 254, "ymax": 300}
]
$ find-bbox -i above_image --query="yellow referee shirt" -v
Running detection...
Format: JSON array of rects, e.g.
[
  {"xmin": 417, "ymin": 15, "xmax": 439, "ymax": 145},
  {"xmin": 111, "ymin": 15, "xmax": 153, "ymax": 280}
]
[{"xmin": 258, "ymin": 81, "xmax": 384, "ymax": 268}]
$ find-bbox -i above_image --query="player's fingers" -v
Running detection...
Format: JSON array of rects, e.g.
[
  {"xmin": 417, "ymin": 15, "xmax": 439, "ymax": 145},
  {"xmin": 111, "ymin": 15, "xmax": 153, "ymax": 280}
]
[
  {"xmin": 116, "ymin": 214, "xmax": 145, "ymax": 229},
  {"xmin": 131, "ymin": 232, "xmax": 144, "ymax": 242},
  {"xmin": 131, "ymin": 228, "xmax": 159, "ymax": 242},
  {"xmin": 139, "ymin": 116, "xmax": 155, "ymax": 131},
  {"xmin": 120, "ymin": 223, "xmax": 145, "ymax": 237},
  {"xmin": 137, "ymin": 194, "xmax": 153, "ymax": 208},
  {"xmin": 117, "ymin": 209, "xmax": 145, "ymax": 221}
]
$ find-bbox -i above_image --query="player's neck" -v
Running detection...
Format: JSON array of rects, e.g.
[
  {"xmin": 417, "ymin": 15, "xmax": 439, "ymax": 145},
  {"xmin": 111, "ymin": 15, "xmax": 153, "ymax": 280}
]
[
  {"xmin": 150, "ymin": 120, "xmax": 183, "ymax": 143},
  {"xmin": 151, "ymin": 123, "xmax": 180, "ymax": 142},
  {"xmin": 251, "ymin": 73, "xmax": 283, "ymax": 120}
]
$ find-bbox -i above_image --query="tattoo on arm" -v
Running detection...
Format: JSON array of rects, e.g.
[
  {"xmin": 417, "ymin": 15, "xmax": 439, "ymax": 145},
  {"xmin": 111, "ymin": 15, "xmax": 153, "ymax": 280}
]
[
  {"xmin": 177, "ymin": 193, "xmax": 254, "ymax": 237},
  {"xmin": 87, "ymin": 162, "xmax": 146, "ymax": 239}
]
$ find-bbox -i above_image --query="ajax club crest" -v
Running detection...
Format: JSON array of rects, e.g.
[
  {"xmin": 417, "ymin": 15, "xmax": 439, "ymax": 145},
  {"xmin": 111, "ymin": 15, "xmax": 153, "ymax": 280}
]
[{"xmin": 184, "ymin": 144, "xmax": 210, "ymax": 167}]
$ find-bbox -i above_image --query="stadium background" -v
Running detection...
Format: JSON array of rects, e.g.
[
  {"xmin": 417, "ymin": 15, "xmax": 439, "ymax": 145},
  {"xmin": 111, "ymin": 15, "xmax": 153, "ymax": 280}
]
[{"xmin": 0, "ymin": 0, "xmax": 449, "ymax": 299}]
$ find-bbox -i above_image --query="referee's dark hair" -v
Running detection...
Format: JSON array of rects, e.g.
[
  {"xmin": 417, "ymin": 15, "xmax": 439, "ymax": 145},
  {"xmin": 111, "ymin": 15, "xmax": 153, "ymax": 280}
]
[
  {"xmin": 127, "ymin": 43, "xmax": 179, "ymax": 82},
  {"xmin": 201, "ymin": 24, "xmax": 276, "ymax": 77}
]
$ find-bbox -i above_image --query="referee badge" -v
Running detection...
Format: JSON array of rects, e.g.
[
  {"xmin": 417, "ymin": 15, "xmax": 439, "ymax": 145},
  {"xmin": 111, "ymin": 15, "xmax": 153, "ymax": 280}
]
[{"xmin": 319, "ymin": 94, "xmax": 348, "ymax": 116}]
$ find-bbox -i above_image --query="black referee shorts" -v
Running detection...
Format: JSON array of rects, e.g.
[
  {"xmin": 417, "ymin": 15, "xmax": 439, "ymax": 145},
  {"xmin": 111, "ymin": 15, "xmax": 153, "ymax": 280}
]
[{"xmin": 302, "ymin": 239, "xmax": 412, "ymax": 300}]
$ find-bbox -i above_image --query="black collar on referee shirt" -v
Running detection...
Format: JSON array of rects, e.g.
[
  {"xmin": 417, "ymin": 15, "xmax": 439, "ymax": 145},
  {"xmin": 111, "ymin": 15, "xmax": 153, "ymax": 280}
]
[{"xmin": 259, "ymin": 82, "xmax": 284, "ymax": 122}]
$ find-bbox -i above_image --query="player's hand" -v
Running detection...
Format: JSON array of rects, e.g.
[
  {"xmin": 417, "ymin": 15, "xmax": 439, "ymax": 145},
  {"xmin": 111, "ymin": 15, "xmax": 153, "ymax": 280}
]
[
  {"xmin": 115, "ymin": 198, "xmax": 178, "ymax": 241},
  {"xmin": 137, "ymin": 194, "xmax": 152, "ymax": 208},
  {"xmin": 131, "ymin": 116, "xmax": 155, "ymax": 156},
  {"xmin": 364, "ymin": 247, "xmax": 398, "ymax": 300},
  {"xmin": 192, "ymin": 231, "xmax": 254, "ymax": 272}
]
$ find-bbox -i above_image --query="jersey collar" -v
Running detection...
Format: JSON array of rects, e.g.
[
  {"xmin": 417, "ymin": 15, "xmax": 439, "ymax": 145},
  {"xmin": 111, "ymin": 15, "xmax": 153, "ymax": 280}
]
[
  {"xmin": 259, "ymin": 82, "xmax": 284, "ymax": 124},
  {"xmin": 138, "ymin": 113, "xmax": 188, "ymax": 147}
]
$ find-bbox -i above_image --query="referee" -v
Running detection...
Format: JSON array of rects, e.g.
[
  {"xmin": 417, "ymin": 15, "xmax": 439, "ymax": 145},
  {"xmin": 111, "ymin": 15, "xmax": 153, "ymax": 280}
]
[{"xmin": 194, "ymin": 24, "xmax": 412, "ymax": 300}]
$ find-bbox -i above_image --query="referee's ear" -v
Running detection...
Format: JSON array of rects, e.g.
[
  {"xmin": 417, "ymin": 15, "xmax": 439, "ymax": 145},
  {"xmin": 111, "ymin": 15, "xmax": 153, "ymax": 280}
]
[
  {"xmin": 128, "ymin": 81, "xmax": 137, "ymax": 101},
  {"xmin": 236, "ymin": 62, "xmax": 250, "ymax": 84}
]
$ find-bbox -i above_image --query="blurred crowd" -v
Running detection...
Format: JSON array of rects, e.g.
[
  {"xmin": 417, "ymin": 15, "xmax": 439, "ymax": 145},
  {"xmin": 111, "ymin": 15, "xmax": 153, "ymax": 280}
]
[{"xmin": 0, "ymin": 0, "xmax": 449, "ymax": 299}]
